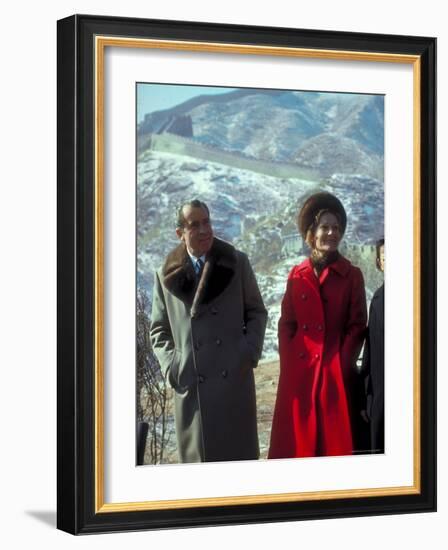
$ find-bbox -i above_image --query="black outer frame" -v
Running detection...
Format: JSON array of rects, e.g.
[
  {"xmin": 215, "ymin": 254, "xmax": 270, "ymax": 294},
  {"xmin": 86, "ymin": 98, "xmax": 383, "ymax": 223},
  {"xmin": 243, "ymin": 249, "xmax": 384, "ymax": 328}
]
[{"xmin": 57, "ymin": 14, "xmax": 436, "ymax": 535}]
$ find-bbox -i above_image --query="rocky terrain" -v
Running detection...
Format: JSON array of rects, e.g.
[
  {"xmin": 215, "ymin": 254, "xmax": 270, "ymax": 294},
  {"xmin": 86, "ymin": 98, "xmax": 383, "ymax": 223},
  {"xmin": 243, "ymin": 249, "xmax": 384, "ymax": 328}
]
[{"xmin": 139, "ymin": 88, "xmax": 384, "ymax": 178}]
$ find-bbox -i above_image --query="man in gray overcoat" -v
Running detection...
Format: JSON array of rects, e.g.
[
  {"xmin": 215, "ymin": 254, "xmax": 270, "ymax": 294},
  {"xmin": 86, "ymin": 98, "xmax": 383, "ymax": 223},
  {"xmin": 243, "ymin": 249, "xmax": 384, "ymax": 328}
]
[{"xmin": 150, "ymin": 199, "xmax": 267, "ymax": 463}]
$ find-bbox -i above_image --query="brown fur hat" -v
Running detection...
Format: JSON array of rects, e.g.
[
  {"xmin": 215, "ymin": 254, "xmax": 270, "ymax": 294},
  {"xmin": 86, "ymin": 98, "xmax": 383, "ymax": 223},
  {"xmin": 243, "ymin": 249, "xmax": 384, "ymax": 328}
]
[{"xmin": 297, "ymin": 192, "xmax": 347, "ymax": 240}]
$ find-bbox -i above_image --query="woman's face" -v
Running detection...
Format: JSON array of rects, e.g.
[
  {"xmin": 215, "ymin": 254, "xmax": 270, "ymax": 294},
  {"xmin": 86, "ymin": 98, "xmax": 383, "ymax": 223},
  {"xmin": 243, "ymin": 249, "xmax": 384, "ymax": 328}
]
[{"xmin": 313, "ymin": 212, "xmax": 341, "ymax": 253}]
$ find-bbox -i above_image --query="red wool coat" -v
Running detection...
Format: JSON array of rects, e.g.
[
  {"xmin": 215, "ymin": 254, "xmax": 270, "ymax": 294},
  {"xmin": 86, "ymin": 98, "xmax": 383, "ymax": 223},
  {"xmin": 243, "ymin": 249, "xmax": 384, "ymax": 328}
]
[{"xmin": 269, "ymin": 255, "xmax": 367, "ymax": 458}]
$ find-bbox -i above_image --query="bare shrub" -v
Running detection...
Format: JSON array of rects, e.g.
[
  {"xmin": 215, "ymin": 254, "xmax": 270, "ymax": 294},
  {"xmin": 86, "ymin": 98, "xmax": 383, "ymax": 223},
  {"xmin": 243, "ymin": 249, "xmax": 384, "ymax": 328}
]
[{"xmin": 136, "ymin": 289, "xmax": 173, "ymax": 464}]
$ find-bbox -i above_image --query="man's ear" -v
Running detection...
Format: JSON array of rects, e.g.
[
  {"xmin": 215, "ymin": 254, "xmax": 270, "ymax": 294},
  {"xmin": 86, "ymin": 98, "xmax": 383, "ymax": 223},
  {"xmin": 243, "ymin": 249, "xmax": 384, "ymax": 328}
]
[{"xmin": 176, "ymin": 227, "xmax": 184, "ymax": 241}]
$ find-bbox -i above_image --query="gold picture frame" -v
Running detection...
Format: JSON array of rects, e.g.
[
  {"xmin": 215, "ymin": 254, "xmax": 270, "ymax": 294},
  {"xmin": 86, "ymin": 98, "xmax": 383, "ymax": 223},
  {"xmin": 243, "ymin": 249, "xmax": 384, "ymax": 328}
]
[{"xmin": 57, "ymin": 14, "xmax": 436, "ymax": 534}]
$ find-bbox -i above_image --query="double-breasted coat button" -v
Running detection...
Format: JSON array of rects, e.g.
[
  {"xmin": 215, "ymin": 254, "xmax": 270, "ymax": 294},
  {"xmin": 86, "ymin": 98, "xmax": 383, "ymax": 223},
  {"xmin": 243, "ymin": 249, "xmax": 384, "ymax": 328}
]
[
  {"xmin": 299, "ymin": 352, "xmax": 305, "ymax": 359},
  {"xmin": 221, "ymin": 369, "xmax": 228, "ymax": 378},
  {"xmin": 303, "ymin": 324, "xmax": 308, "ymax": 331},
  {"xmin": 215, "ymin": 338, "xmax": 222, "ymax": 345},
  {"xmin": 301, "ymin": 293, "xmax": 307, "ymax": 300},
  {"xmin": 198, "ymin": 374, "xmax": 205, "ymax": 383},
  {"xmin": 315, "ymin": 353, "xmax": 320, "ymax": 359},
  {"xmin": 211, "ymin": 306, "xmax": 219, "ymax": 315},
  {"xmin": 317, "ymin": 325, "xmax": 323, "ymax": 331}
]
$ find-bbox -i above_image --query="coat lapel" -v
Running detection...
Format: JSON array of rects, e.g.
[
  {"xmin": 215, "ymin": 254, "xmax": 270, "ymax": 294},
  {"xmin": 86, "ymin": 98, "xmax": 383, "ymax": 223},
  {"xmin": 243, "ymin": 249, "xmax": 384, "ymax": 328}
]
[
  {"xmin": 161, "ymin": 243, "xmax": 196, "ymax": 304},
  {"xmin": 372, "ymin": 283, "xmax": 384, "ymax": 317},
  {"xmin": 297, "ymin": 258, "xmax": 321, "ymax": 297},
  {"xmin": 191, "ymin": 258, "xmax": 213, "ymax": 318},
  {"xmin": 297, "ymin": 255, "xmax": 351, "ymax": 300},
  {"xmin": 320, "ymin": 255, "xmax": 350, "ymax": 285},
  {"xmin": 162, "ymin": 238, "xmax": 237, "ymax": 313}
]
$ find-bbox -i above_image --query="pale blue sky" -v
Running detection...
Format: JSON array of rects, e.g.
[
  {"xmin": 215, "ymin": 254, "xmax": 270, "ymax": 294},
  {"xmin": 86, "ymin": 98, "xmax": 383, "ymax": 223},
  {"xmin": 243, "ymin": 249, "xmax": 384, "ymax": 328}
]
[{"xmin": 137, "ymin": 83, "xmax": 238, "ymax": 123}]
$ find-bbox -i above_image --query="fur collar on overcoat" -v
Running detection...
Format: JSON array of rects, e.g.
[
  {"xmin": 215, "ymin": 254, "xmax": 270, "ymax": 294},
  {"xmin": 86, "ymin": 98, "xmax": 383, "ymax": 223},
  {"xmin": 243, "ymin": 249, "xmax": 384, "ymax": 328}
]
[{"xmin": 162, "ymin": 237, "xmax": 237, "ymax": 317}]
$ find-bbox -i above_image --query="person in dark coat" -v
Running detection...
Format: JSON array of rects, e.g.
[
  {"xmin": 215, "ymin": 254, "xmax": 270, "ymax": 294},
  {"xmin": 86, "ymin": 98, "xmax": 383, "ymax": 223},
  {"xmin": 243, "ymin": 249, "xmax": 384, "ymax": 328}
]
[
  {"xmin": 361, "ymin": 238, "xmax": 385, "ymax": 453},
  {"xmin": 269, "ymin": 192, "xmax": 368, "ymax": 459},
  {"xmin": 150, "ymin": 199, "xmax": 267, "ymax": 463}
]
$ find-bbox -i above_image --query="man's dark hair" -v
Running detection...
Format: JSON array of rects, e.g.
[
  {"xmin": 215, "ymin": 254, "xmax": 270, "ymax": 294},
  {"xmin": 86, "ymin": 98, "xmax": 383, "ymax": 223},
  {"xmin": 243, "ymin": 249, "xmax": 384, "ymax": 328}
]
[
  {"xmin": 375, "ymin": 238, "xmax": 385, "ymax": 261},
  {"xmin": 375, "ymin": 238, "xmax": 385, "ymax": 271},
  {"xmin": 176, "ymin": 199, "xmax": 210, "ymax": 229}
]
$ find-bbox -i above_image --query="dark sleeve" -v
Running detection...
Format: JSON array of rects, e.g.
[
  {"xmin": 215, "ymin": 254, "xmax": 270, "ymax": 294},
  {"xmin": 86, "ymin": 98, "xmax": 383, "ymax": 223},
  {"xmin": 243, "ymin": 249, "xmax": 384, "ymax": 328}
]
[
  {"xmin": 340, "ymin": 267, "xmax": 368, "ymax": 411},
  {"xmin": 241, "ymin": 253, "xmax": 268, "ymax": 365},
  {"xmin": 341, "ymin": 267, "xmax": 368, "ymax": 370},
  {"xmin": 360, "ymin": 300, "xmax": 374, "ymax": 409},
  {"xmin": 149, "ymin": 270, "xmax": 175, "ymax": 376}
]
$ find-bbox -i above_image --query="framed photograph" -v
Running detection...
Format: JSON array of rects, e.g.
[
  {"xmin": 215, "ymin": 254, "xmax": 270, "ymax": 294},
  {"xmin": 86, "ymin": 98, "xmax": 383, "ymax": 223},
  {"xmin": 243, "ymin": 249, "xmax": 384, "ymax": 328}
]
[{"xmin": 57, "ymin": 14, "xmax": 436, "ymax": 534}]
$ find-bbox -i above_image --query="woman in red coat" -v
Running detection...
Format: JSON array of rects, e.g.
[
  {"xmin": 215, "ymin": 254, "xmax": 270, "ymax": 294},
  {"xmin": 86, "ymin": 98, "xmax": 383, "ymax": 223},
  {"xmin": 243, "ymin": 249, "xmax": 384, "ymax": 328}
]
[{"xmin": 268, "ymin": 192, "xmax": 367, "ymax": 458}]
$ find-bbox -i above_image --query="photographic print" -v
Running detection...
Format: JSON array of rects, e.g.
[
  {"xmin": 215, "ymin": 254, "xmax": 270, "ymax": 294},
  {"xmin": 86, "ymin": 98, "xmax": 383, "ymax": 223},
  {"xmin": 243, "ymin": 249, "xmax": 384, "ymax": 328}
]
[{"xmin": 136, "ymin": 83, "xmax": 385, "ymax": 465}]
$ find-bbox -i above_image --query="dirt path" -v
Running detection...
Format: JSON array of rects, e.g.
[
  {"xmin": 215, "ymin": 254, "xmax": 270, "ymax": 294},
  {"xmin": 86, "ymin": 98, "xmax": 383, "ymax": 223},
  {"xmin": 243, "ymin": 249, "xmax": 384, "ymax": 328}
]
[{"xmin": 254, "ymin": 359, "xmax": 279, "ymax": 458}]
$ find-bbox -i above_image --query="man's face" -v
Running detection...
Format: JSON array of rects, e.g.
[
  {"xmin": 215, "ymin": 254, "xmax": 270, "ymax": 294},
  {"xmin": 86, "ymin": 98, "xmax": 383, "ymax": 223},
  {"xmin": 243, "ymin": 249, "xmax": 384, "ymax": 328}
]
[
  {"xmin": 377, "ymin": 244, "xmax": 385, "ymax": 272},
  {"xmin": 176, "ymin": 205, "xmax": 214, "ymax": 257}
]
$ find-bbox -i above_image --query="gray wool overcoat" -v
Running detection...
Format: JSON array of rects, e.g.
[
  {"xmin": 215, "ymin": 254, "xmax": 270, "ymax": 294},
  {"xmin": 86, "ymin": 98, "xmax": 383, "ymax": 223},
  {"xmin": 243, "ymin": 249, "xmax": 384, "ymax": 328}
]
[{"xmin": 150, "ymin": 238, "xmax": 267, "ymax": 463}]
